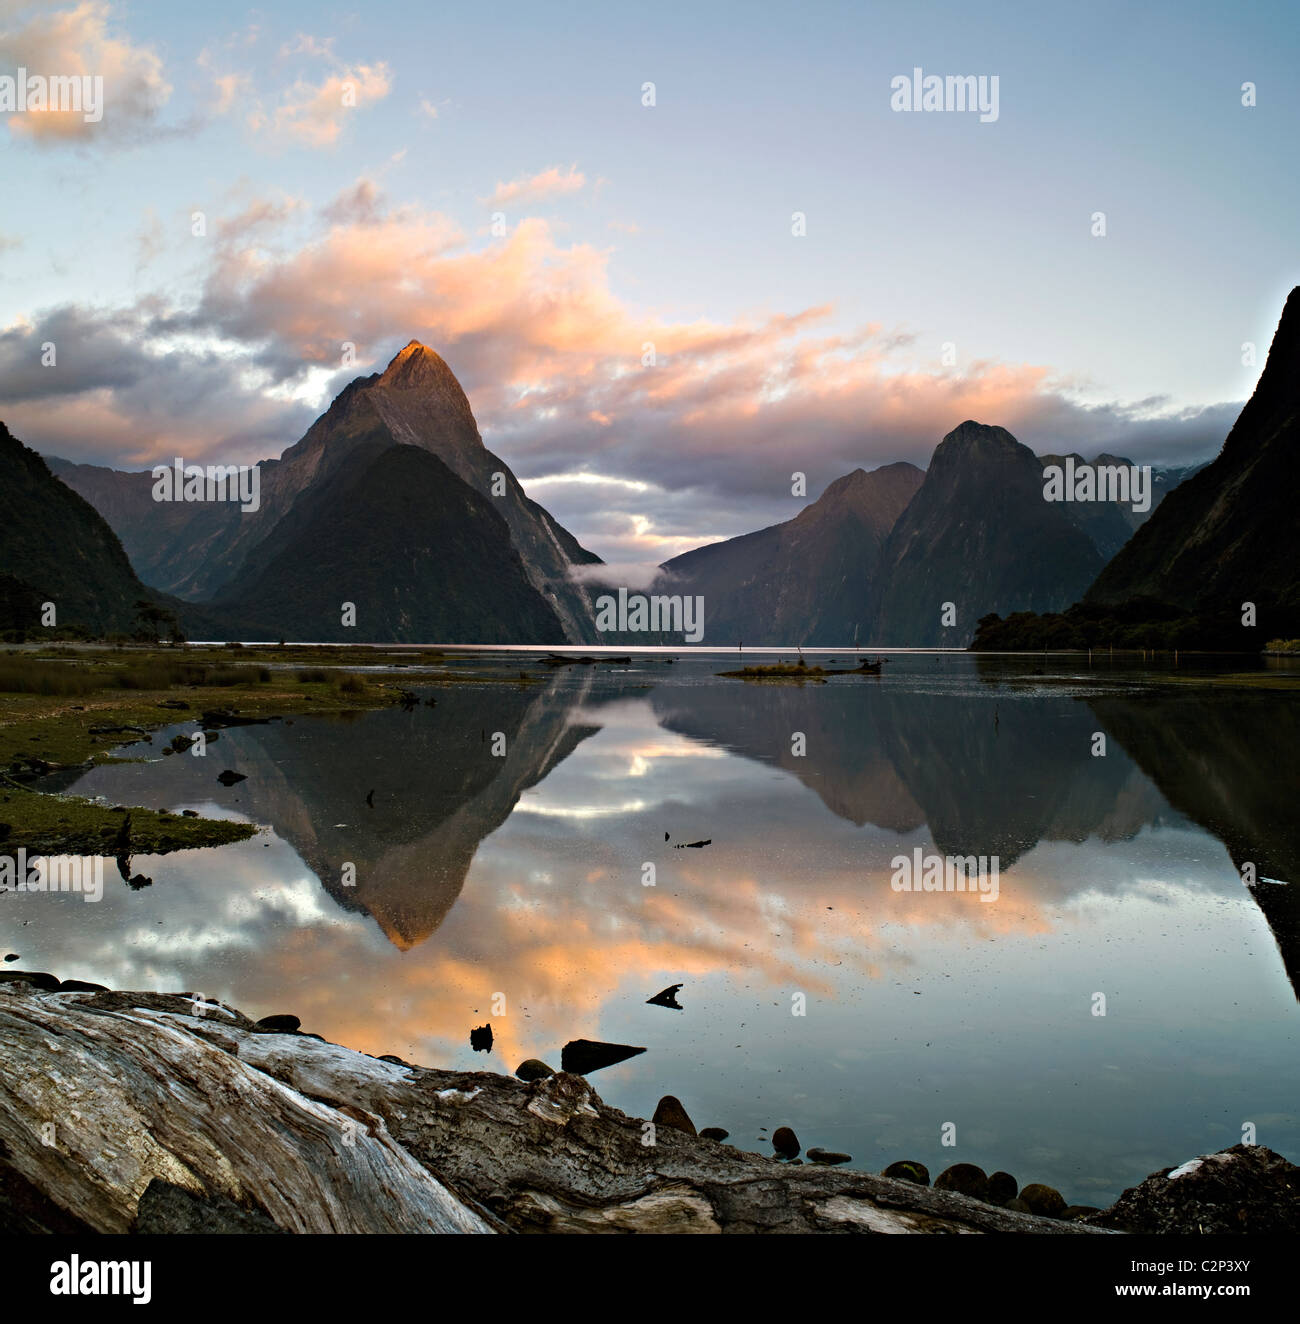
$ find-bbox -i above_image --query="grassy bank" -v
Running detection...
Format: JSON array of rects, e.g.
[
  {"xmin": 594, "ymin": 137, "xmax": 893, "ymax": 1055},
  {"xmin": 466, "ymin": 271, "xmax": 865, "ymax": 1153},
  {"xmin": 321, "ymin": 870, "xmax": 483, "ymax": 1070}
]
[{"xmin": 0, "ymin": 644, "xmax": 536, "ymax": 854}]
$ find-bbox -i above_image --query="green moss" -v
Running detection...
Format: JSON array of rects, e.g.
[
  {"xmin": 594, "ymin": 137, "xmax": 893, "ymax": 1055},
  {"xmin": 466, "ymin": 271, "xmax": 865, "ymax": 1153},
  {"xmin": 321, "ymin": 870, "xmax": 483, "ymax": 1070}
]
[{"xmin": 0, "ymin": 781, "xmax": 256, "ymax": 856}]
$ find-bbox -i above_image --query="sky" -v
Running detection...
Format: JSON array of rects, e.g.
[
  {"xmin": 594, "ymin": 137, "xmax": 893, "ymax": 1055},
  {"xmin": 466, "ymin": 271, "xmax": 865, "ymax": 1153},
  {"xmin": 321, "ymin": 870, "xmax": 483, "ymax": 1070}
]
[{"xmin": 1, "ymin": 0, "xmax": 1298, "ymax": 573}]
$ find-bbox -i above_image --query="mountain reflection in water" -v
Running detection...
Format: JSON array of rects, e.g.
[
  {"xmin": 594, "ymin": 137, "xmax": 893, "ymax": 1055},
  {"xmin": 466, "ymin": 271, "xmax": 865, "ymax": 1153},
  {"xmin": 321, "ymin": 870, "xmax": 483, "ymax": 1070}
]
[{"xmin": 21, "ymin": 654, "xmax": 1300, "ymax": 1207}]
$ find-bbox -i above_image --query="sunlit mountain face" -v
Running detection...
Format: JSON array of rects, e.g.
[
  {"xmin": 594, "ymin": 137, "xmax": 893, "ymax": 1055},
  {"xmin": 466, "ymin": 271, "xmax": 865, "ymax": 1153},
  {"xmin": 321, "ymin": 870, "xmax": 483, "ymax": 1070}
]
[{"xmin": 14, "ymin": 652, "xmax": 1299, "ymax": 1208}]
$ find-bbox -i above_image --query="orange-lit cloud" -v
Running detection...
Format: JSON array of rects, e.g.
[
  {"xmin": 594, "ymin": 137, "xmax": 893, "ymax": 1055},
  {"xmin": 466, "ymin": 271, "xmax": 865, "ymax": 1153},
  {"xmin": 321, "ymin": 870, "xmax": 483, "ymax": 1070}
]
[
  {"xmin": 483, "ymin": 164, "xmax": 586, "ymax": 209},
  {"xmin": 0, "ymin": 0, "xmax": 171, "ymax": 144}
]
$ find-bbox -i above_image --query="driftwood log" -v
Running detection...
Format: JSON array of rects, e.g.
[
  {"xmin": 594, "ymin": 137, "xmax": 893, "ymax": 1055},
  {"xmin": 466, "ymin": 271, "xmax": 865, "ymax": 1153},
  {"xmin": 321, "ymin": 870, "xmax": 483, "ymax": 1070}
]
[{"xmin": 0, "ymin": 986, "xmax": 1107, "ymax": 1234}]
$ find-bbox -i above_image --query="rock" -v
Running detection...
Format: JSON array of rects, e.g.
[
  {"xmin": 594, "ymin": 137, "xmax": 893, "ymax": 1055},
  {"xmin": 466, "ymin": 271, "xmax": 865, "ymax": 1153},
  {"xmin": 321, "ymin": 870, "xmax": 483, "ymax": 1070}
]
[
  {"xmin": 699, "ymin": 1128, "xmax": 729, "ymax": 1142},
  {"xmin": 1, "ymin": 989, "xmax": 1111, "ymax": 1236},
  {"xmin": 182, "ymin": 809, "xmax": 199, "ymax": 817},
  {"xmin": 59, "ymin": 980, "xmax": 108, "ymax": 993},
  {"xmin": 254, "ymin": 1014, "xmax": 301, "ymax": 1033},
  {"xmin": 2, "ymin": 954, "xmax": 17, "ymax": 962},
  {"xmin": 0, "ymin": 971, "xmax": 60, "ymax": 990},
  {"xmin": 807, "ymin": 1148, "xmax": 852, "ymax": 1165},
  {"xmin": 560, "ymin": 1039, "xmax": 646, "ymax": 1075},
  {"xmin": 515, "ymin": 1059, "xmax": 555, "ymax": 1082},
  {"xmin": 1062, "ymin": 1204, "xmax": 1102, "ymax": 1220},
  {"xmin": 646, "ymin": 983, "xmax": 684, "ymax": 1009},
  {"xmin": 772, "ymin": 1126, "xmax": 800, "ymax": 1158},
  {"xmin": 216, "ymin": 770, "xmax": 247, "ymax": 786},
  {"xmin": 378, "ymin": 1054, "xmax": 409, "ymax": 1066},
  {"xmin": 882, "ymin": 1160, "xmax": 930, "ymax": 1186},
  {"xmin": 651, "ymin": 1095, "xmax": 696, "ymax": 1136},
  {"xmin": 988, "ymin": 1170, "xmax": 1019, "ymax": 1205},
  {"xmin": 934, "ymin": 1163, "xmax": 990, "ymax": 1201},
  {"xmin": 1093, "ymin": 1145, "xmax": 1300, "ymax": 1234},
  {"xmin": 1019, "ymin": 1183, "xmax": 1066, "ymax": 1218},
  {"xmin": 1005, "ymin": 1197, "xmax": 1032, "ymax": 1213},
  {"xmin": 470, "ymin": 1024, "xmax": 493, "ymax": 1052},
  {"xmin": 155, "ymin": 700, "xmax": 191, "ymax": 710}
]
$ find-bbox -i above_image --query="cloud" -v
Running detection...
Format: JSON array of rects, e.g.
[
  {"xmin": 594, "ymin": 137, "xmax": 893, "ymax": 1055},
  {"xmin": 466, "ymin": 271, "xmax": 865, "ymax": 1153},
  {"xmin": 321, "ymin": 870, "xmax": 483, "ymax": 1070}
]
[
  {"xmin": 0, "ymin": 305, "xmax": 314, "ymax": 466},
  {"xmin": 0, "ymin": 0, "xmax": 171, "ymax": 144},
  {"xmin": 483, "ymin": 164, "xmax": 586, "ymax": 209},
  {"xmin": 0, "ymin": 178, "xmax": 1238, "ymax": 555},
  {"xmin": 248, "ymin": 60, "xmax": 391, "ymax": 148},
  {"xmin": 320, "ymin": 178, "xmax": 385, "ymax": 227}
]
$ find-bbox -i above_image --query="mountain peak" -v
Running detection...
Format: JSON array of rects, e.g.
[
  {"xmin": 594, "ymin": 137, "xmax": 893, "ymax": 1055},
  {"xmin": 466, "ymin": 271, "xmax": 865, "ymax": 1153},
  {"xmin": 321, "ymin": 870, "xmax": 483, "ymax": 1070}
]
[{"xmin": 377, "ymin": 340, "xmax": 461, "ymax": 391}]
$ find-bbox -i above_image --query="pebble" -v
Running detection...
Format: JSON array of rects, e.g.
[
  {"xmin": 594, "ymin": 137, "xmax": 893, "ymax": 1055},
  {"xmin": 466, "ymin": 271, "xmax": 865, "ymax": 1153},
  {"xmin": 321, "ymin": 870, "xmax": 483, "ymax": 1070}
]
[
  {"xmin": 934, "ymin": 1163, "xmax": 990, "ymax": 1201},
  {"xmin": 1018, "ymin": 1183, "xmax": 1066, "ymax": 1218},
  {"xmin": 652, "ymin": 1095, "xmax": 696, "ymax": 1136},
  {"xmin": 772, "ymin": 1126, "xmax": 800, "ymax": 1158},
  {"xmin": 254, "ymin": 1014, "xmax": 301, "ymax": 1032},
  {"xmin": 987, "ymin": 1170, "xmax": 1019, "ymax": 1205},
  {"xmin": 882, "ymin": 1160, "xmax": 930, "ymax": 1186}
]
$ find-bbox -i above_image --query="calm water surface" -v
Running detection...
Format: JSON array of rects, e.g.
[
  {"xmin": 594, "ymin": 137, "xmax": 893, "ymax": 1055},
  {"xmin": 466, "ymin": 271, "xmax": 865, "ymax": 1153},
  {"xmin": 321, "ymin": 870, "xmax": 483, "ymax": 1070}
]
[{"xmin": 9, "ymin": 652, "xmax": 1299, "ymax": 1207}]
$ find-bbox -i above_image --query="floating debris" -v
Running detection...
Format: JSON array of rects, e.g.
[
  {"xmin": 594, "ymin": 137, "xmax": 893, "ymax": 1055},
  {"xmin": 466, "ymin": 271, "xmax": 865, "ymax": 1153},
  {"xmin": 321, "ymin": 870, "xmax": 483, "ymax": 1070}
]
[
  {"xmin": 560, "ymin": 1039, "xmax": 645, "ymax": 1074},
  {"xmin": 646, "ymin": 983, "xmax": 684, "ymax": 1010}
]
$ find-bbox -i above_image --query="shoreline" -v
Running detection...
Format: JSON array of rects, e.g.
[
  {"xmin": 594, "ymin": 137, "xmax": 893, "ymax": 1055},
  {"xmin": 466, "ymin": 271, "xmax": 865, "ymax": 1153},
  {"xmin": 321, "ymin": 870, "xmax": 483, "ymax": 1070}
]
[{"xmin": 2, "ymin": 977, "xmax": 1294, "ymax": 1235}]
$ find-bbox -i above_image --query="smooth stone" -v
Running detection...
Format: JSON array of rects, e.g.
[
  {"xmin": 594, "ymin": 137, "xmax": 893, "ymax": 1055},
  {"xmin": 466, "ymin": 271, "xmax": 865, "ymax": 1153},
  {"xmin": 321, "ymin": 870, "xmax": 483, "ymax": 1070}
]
[
  {"xmin": 882, "ymin": 1160, "xmax": 930, "ymax": 1186},
  {"xmin": 1062, "ymin": 1204, "xmax": 1102, "ymax": 1220},
  {"xmin": 0, "ymin": 971, "xmax": 60, "ymax": 990},
  {"xmin": 772, "ymin": 1126, "xmax": 800, "ymax": 1158},
  {"xmin": 699, "ymin": 1128, "xmax": 729, "ymax": 1142},
  {"xmin": 651, "ymin": 1095, "xmax": 696, "ymax": 1136},
  {"xmin": 515, "ymin": 1059, "xmax": 555, "ymax": 1082},
  {"xmin": 988, "ymin": 1170, "xmax": 1019, "ymax": 1205},
  {"xmin": 1019, "ymin": 1183, "xmax": 1067, "ymax": 1218},
  {"xmin": 254, "ymin": 1014, "xmax": 301, "ymax": 1032},
  {"xmin": 934, "ymin": 1163, "xmax": 990, "ymax": 1201},
  {"xmin": 378, "ymin": 1054, "xmax": 408, "ymax": 1066},
  {"xmin": 1005, "ymin": 1197, "xmax": 1032, "ymax": 1213},
  {"xmin": 59, "ymin": 980, "xmax": 108, "ymax": 993},
  {"xmin": 807, "ymin": 1148, "xmax": 852, "ymax": 1165}
]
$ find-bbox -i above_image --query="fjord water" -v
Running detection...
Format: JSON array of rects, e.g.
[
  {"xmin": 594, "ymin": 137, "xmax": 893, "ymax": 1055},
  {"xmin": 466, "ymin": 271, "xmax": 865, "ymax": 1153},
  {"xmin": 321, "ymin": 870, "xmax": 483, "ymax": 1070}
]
[{"xmin": 19, "ymin": 653, "xmax": 1300, "ymax": 1207}]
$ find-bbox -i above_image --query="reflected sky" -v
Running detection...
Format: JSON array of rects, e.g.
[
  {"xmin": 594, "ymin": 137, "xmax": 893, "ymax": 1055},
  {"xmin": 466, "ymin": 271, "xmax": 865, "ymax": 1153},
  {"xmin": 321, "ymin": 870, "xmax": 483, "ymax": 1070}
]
[{"xmin": 5, "ymin": 655, "xmax": 1297, "ymax": 1207}]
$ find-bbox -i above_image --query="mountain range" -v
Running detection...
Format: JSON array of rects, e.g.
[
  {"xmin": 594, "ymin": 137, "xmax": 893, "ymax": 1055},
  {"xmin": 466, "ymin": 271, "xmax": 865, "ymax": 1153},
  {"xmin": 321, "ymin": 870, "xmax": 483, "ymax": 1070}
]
[
  {"xmin": 657, "ymin": 425, "xmax": 1192, "ymax": 647},
  {"xmin": 13, "ymin": 289, "xmax": 1291, "ymax": 646}
]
